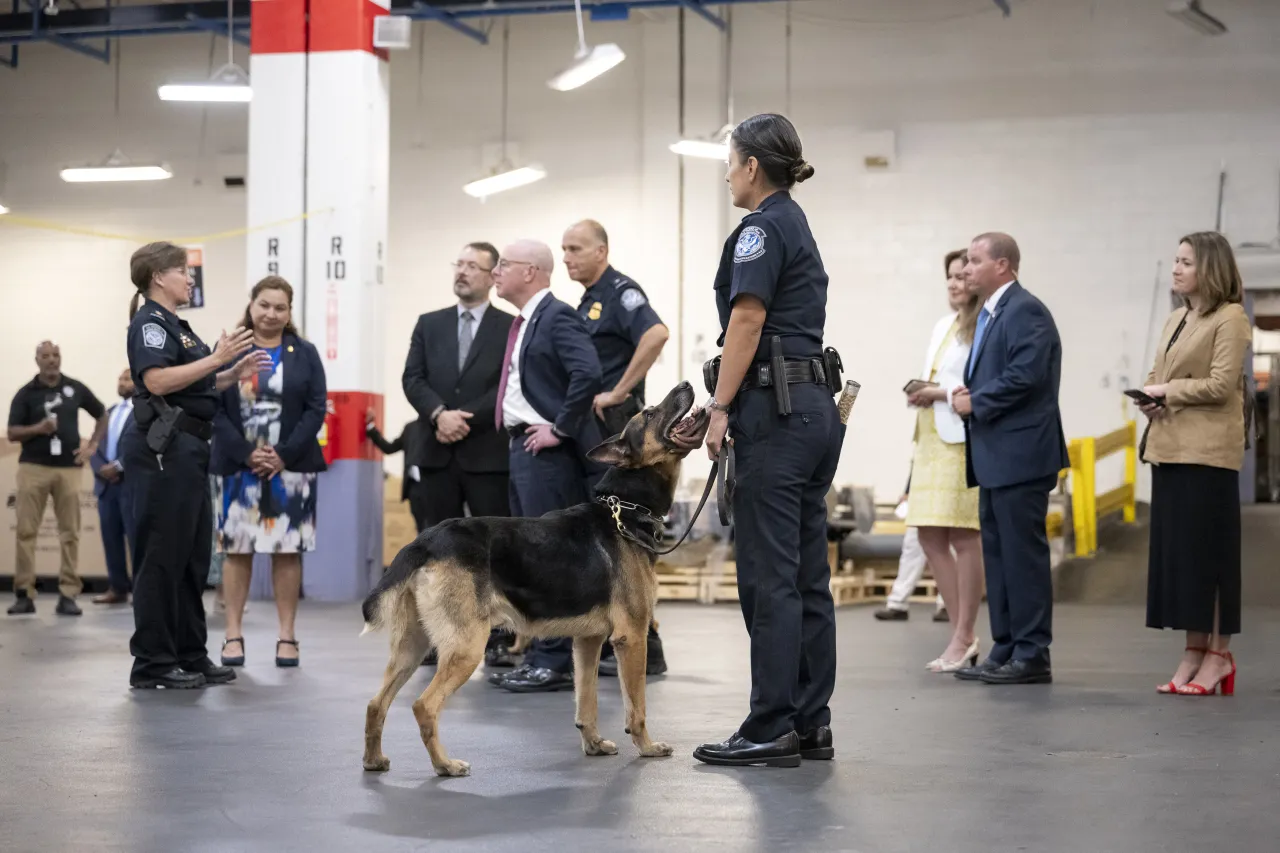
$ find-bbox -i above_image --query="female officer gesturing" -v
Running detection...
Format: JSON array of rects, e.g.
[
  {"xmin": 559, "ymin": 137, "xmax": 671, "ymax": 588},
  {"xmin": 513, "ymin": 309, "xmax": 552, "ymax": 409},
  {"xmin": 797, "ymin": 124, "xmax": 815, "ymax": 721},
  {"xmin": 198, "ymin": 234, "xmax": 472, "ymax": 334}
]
[
  {"xmin": 681, "ymin": 114, "xmax": 843, "ymax": 767},
  {"xmin": 125, "ymin": 242, "xmax": 268, "ymax": 689}
]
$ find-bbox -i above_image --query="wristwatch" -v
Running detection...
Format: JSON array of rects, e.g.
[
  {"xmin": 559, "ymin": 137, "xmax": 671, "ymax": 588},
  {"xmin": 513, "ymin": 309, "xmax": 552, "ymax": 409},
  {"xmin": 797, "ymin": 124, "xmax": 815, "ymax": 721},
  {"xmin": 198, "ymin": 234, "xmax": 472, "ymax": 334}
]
[{"xmin": 704, "ymin": 397, "xmax": 729, "ymax": 413}]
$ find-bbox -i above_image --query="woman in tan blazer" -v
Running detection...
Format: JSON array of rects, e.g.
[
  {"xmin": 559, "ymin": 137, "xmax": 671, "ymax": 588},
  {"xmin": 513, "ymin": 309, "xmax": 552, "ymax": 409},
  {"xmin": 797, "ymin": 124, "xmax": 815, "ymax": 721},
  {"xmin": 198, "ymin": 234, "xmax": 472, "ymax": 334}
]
[{"xmin": 1140, "ymin": 231, "xmax": 1251, "ymax": 697}]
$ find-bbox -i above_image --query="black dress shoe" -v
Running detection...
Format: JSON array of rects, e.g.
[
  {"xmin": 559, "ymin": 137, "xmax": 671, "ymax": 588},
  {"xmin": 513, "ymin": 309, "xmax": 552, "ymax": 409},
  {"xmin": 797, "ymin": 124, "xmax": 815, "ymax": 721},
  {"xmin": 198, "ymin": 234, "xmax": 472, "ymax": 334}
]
[
  {"xmin": 489, "ymin": 663, "xmax": 532, "ymax": 685},
  {"xmin": 980, "ymin": 658, "xmax": 1052, "ymax": 685},
  {"xmin": 131, "ymin": 668, "xmax": 206, "ymax": 689},
  {"xmin": 7, "ymin": 595, "xmax": 35, "ymax": 615},
  {"xmin": 874, "ymin": 607, "xmax": 908, "ymax": 621},
  {"xmin": 954, "ymin": 658, "xmax": 1004, "ymax": 681},
  {"xmin": 183, "ymin": 663, "xmax": 237, "ymax": 684},
  {"xmin": 497, "ymin": 666, "xmax": 574, "ymax": 693},
  {"xmin": 798, "ymin": 726, "xmax": 834, "ymax": 760},
  {"xmin": 693, "ymin": 732, "xmax": 802, "ymax": 768},
  {"xmin": 55, "ymin": 596, "xmax": 82, "ymax": 616}
]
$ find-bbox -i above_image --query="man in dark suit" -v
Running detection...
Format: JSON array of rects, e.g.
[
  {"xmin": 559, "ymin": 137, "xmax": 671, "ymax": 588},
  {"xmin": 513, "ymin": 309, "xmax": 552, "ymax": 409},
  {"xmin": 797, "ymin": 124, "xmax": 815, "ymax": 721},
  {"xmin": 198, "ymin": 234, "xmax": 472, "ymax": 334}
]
[
  {"xmin": 402, "ymin": 242, "xmax": 517, "ymax": 667},
  {"xmin": 90, "ymin": 368, "xmax": 138, "ymax": 605},
  {"xmin": 487, "ymin": 238, "xmax": 605, "ymax": 694},
  {"xmin": 402, "ymin": 242, "xmax": 515, "ymax": 525},
  {"xmin": 951, "ymin": 232, "xmax": 1069, "ymax": 685}
]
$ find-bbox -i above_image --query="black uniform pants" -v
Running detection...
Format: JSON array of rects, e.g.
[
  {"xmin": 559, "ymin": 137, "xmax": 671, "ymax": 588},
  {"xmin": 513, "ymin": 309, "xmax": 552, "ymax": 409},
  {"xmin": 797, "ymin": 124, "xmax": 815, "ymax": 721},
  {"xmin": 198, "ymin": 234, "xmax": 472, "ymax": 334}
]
[
  {"xmin": 730, "ymin": 385, "xmax": 842, "ymax": 743},
  {"xmin": 123, "ymin": 429, "xmax": 213, "ymax": 679},
  {"xmin": 408, "ymin": 459, "xmax": 510, "ymax": 533},
  {"xmin": 508, "ymin": 438, "xmax": 589, "ymax": 673}
]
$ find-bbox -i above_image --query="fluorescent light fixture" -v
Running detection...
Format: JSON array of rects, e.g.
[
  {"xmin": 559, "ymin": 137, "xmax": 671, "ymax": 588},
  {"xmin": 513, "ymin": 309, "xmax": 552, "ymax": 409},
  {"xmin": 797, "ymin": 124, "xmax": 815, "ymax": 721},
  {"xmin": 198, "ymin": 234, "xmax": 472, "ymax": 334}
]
[
  {"xmin": 0, "ymin": 201, "xmax": 9, "ymax": 215},
  {"xmin": 60, "ymin": 164, "xmax": 173, "ymax": 183},
  {"xmin": 1166, "ymin": 0, "xmax": 1227, "ymax": 35},
  {"xmin": 548, "ymin": 43, "xmax": 626, "ymax": 92},
  {"xmin": 669, "ymin": 139, "xmax": 729, "ymax": 160},
  {"xmin": 159, "ymin": 60, "xmax": 251, "ymax": 103},
  {"xmin": 462, "ymin": 165, "xmax": 547, "ymax": 199},
  {"xmin": 159, "ymin": 83, "xmax": 252, "ymax": 102}
]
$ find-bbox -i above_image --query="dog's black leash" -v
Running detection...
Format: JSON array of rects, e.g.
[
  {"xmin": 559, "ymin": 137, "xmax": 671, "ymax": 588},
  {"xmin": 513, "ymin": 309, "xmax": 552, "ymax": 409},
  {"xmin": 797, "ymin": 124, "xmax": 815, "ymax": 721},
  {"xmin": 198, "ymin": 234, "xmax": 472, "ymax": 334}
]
[{"xmin": 598, "ymin": 444, "xmax": 733, "ymax": 557}]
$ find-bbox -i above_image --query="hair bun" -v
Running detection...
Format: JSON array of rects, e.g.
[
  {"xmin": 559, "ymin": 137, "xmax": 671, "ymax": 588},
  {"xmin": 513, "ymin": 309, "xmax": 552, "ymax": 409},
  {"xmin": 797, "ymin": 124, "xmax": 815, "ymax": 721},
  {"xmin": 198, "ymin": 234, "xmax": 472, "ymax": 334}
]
[{"xmin": 791, "ymin": 159, "xmax": 815, "ymax": 183}]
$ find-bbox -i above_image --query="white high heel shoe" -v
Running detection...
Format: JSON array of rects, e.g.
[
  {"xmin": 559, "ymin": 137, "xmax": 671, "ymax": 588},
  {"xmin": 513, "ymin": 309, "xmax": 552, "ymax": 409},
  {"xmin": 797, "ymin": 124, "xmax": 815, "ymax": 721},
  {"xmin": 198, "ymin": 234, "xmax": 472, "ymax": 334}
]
[{"xmin": 926, "ymin": 638, "xmax": 980, "ymax": 673}]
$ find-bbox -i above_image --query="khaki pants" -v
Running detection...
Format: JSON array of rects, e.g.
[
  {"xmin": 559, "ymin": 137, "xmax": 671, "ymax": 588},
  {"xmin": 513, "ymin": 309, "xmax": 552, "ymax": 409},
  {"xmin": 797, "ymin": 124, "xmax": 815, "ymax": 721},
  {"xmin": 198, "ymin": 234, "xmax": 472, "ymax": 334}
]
[{"xmin": 14, "ymin": 463, "xmax": 82, "ymax": 599}]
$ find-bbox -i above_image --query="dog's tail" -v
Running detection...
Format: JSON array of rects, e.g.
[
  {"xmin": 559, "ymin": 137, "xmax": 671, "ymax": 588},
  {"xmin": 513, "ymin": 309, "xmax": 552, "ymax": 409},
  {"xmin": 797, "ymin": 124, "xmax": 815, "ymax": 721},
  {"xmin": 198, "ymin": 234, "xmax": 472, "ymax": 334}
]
[{"xmin": 360, "ymin": 531, "xmax": 436, "ymax": 635}]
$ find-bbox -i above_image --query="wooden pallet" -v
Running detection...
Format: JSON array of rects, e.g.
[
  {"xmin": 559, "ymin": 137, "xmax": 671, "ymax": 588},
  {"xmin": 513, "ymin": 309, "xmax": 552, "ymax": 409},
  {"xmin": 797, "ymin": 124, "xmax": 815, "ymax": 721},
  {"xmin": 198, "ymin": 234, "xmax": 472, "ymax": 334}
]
[{"xmin": 865, "ymin": 575, "xmax": 939, "ymax": 602}]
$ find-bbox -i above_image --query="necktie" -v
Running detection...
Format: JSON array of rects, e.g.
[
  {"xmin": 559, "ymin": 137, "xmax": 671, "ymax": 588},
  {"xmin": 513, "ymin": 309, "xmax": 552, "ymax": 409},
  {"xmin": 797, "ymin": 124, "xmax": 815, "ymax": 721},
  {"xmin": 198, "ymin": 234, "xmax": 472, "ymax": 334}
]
[
  {"xmin": 968, "ymin": 308, "xmax": 992, "ymax": 375},
  {"xmin": 106, "ymin": 402, "xmax": 130, "ymax": 462},
  {"xmin": 458, "ymin": 311, "xmax": 475, "ymax": 371},
  {"xmin": 494, "ymin": 315, "xmax": 525, "ymax": 431}
]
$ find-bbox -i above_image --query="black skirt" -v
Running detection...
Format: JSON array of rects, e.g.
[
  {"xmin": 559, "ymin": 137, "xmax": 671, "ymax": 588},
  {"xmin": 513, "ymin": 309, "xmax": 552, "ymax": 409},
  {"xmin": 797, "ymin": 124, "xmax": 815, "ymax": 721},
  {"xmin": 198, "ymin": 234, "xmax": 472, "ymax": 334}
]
[{"xmin": 1146, "ymin": 463, "xmax": 1241, "ymax": 635}]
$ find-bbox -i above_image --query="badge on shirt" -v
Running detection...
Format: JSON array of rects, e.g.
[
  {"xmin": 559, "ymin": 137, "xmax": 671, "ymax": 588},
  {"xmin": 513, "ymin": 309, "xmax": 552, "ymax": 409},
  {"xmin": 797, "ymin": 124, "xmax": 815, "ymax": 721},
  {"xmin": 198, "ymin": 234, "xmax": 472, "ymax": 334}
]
[
  {"xmin": 587, "ymin": 302, "xmax": 602, "ymax": 321},
  {"xmin": 62, "ymin": 386, "xmax": 73, "ymax": 398},
  {"xmin": 179, "ymin": 333, "xmax": 196, "ymax": 349},
  {"xmin": 619, "ymin": 289, "xmax": 647, "ymax": 312},
  {"xmin": 734, "ymin": 225, "xmax": 767, "ymax": 264},
  {"xmin": 142, "ymin": 323, "xmax": 167, "ymax": 349}
]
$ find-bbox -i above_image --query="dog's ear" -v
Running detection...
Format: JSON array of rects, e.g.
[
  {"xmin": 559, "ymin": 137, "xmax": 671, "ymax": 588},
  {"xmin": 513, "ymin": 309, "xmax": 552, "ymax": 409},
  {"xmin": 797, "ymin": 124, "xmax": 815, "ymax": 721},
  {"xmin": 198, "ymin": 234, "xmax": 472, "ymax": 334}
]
[{"xmin": 587, "ymin": 434, "xmax": 631, "ymax": 467}]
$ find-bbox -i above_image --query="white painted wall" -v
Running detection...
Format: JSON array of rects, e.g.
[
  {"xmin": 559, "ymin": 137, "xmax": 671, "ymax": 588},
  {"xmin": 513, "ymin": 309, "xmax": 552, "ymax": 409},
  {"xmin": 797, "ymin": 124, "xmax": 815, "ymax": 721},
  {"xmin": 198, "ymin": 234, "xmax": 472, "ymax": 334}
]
[{"xmin": 2, "ymin": 0, "xmax": 1279, "ymax": 500}]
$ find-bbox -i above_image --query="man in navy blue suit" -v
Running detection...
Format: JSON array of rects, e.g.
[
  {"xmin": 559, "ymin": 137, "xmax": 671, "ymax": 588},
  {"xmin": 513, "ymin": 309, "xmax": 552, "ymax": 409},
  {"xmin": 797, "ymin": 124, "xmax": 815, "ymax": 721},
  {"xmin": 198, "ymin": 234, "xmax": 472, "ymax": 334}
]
[
  {"xmin": 90, "ymin": 368, "xmax": 138, "ymax": 605},
  {"xmin": 950, "ymin": 233, "xmax": 1069, "ymax": 685},
  {"xmin": 486, "ymin": 238, "xmax": 605, "ymax": 694}
]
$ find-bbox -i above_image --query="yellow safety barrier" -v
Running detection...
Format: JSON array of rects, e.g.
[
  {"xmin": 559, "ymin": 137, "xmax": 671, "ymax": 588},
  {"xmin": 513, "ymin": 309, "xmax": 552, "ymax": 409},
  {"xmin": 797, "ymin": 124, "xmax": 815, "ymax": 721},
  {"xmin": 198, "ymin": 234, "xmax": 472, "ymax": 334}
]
[
  {"xmin": 0, "ymin": 208, "xmax": 333, "ymax": 246},
  {"xmin": 1065, "ymin": 421, "xmax": 1138, "ymax": 557}
]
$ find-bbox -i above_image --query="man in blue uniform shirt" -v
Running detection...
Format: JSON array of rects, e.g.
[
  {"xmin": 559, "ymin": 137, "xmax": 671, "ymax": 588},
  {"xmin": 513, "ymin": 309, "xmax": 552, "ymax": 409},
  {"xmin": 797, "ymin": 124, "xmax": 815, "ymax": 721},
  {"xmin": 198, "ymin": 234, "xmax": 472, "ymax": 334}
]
[{"xmin": 562, "ymin": 219, "xmax": 671, "ymax": 676}]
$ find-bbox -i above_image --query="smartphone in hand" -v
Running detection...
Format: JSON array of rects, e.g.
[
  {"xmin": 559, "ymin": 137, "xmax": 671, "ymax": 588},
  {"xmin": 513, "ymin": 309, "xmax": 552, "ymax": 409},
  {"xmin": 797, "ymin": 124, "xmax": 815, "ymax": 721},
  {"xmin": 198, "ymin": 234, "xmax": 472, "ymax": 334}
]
[
  {"xmin": 1124, "ymin": 389, "xmax": 1164, "ymax": 408},
  {"xmin": 903, "ymin": 379, "xmax": 938, "ymax": 395}
]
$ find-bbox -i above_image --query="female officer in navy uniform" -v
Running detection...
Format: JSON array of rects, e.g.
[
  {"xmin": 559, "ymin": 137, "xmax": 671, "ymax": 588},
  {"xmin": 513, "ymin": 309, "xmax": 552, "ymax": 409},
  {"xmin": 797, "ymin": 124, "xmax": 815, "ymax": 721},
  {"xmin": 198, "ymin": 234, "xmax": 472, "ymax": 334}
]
[
  {"xmin": 124, "ymin": 242, "xmax": 266, "ymax": 689},
  {"xmin": 680, "ymin": 114, "xmax": 843, "ymax": 767}
]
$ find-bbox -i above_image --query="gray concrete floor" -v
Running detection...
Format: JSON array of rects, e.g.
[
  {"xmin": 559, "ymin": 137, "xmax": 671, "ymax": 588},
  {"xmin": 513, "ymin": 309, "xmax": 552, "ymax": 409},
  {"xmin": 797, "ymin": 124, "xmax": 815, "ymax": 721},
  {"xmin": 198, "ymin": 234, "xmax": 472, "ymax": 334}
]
[{"xmin": 2, "ymin": 597, "xmax": 1278, "ymax": 853}]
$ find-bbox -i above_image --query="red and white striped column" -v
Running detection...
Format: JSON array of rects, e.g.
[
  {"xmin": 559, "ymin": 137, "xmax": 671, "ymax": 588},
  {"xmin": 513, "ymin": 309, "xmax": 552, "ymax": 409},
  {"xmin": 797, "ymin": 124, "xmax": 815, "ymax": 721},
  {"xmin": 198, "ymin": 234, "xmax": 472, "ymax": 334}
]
[{"xmin": 247, "ymin": 0, "xmax": 390, "ymax": 601}]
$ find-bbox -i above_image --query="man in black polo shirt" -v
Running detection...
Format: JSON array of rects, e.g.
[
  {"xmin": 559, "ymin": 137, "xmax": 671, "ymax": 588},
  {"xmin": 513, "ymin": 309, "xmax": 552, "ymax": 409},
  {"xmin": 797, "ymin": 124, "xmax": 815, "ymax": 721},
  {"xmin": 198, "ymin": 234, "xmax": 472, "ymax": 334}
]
[{"xmin": 6, "ymin": 341, "xmax": 108, "ymax": 616}]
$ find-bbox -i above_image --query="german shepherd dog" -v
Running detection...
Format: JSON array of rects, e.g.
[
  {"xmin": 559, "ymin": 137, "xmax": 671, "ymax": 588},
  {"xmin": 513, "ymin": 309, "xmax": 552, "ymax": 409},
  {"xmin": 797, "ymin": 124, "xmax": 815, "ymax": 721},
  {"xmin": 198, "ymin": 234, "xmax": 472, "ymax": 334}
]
[{"xmin": 360, "ymin": 381, "xmax": 710, "ymax": 777}]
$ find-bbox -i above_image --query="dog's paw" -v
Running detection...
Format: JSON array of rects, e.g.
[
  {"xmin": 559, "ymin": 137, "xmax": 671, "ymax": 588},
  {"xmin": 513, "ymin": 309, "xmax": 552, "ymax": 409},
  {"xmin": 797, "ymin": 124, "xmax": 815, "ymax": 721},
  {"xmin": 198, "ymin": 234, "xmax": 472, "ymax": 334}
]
[
  {"xmin": 639, "ymin": 742, "xmax": 674, "ymax": 758},
  {"xmin": 363, "ymin": 755, "xmax": 391, "ymax": 772},
  {"xmin": 434, "ymin": 759, "xmax": 471, "ymax": 778},
  {"xmin": 584, "ymin": 738, "xmax": 618, "ymax": 757}
]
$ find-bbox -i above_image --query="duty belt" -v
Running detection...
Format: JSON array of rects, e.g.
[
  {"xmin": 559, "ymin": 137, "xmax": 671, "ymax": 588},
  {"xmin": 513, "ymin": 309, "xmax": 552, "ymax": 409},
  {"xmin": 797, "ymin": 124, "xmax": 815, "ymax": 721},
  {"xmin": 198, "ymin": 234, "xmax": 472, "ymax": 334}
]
[{"xmin": 739, "ymin": 358, "xmax": 827, "ymax": 393}]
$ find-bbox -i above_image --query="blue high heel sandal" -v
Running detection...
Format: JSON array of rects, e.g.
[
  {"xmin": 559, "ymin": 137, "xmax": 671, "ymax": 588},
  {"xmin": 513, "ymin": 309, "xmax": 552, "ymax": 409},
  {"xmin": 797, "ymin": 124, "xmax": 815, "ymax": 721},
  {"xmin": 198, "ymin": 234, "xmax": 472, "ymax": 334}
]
[{"xmin": 276, "ymin": 639, "xmax": 300, "ymax": 668}]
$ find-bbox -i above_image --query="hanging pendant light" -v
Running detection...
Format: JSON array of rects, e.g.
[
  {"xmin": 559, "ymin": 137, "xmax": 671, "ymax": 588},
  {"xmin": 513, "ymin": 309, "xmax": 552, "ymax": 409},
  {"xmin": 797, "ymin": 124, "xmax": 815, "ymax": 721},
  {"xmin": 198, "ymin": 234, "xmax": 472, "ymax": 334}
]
[
  {"xmin": 547, "ymin": 0, "xmax": 626, "ymax": 91},
  {"xmin": 465, "ymin": 19, "xmax": 546, "ymax": 200},
  {"xmin": 671, "ymin": 7, "xmax": 734, "ymax": 159},
  {"xmin": 60, "ymin": 149, "xmax": 173, "ymax": 183},
  {"xmin": 158, "ymin": 0, "xmax": 251, "ymax": 102}
]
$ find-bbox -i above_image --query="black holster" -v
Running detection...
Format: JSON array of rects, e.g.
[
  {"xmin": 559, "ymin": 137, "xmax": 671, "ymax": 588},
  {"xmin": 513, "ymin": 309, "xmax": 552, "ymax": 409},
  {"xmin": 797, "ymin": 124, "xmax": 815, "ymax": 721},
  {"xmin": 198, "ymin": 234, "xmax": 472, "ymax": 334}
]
[
  {"xmin": 702, "ymin": 355, "xmax": 721, "ymax": 396},
  {"xmin": 599, "ymin": 392, "xmax": 643, "ymax": 436},
  {"xmin": 823, "ymin": 347, "xmax": 844, "ymax": 396},
  {"xmin": 140, "ymin": 397, "xmax": 183, "ymax": 454}
]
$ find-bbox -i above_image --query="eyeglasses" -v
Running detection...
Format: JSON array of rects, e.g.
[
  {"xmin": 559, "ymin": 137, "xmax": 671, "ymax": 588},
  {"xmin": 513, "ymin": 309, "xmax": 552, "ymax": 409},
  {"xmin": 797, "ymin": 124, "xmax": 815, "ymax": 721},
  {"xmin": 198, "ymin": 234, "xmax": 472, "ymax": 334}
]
[
  {"xmin": 494, "ymin": 259, "xmax": 536, "ymax": 272},
  {"xmin": 451, "ymin": 261, "xmax": 494, "ymax": 274}
]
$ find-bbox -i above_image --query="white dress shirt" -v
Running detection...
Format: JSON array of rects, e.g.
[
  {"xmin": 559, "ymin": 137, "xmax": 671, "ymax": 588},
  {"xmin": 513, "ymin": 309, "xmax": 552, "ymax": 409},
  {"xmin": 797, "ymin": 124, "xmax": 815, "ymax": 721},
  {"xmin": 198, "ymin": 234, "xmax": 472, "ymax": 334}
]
[
  {"xmin": 948, "ymin": 279, "xmax": 1016, "ymax": 408},
  {"xmin": 105, "ymin": 398, "xmax": 134, "ymax": 468},
  {"xmin": 502, "ymin": 287, "xmax": 552, "ymax": 429}
]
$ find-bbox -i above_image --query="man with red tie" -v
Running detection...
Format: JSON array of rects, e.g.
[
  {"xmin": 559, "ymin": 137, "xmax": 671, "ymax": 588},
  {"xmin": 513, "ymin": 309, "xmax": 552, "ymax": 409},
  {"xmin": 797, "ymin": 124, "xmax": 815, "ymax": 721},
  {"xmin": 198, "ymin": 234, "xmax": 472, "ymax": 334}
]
[{"xmin": 486, "ymin": 239, "xmax": 606, "ymax": 694}]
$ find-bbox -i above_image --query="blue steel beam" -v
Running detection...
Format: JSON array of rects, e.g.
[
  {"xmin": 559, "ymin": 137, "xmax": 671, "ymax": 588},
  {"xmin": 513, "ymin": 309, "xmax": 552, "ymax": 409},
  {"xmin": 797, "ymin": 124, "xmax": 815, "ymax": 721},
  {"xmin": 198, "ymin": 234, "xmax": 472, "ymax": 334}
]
[
  {"xmin": 678, "ymin": 0, "xmax": 726, "ymax": 31},
  {"xmin": 411, "ymin": 0, "xmax": 488, "ymax": 45},
  {"xmin": 33, "ymin": 2, "xmax": 110, "ymax": 63},
  {"xmin": 0, "ymin": 1, "xmax": 789, "ymax": 45},
  {"xmin": 183, "ymin": 11, "xmax": 250, "ymax": 47}
]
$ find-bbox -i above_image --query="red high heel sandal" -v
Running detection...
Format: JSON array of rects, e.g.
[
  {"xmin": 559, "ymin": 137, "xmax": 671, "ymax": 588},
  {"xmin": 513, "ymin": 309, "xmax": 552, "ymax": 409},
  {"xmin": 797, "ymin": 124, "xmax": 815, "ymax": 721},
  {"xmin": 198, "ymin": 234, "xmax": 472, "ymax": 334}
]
[
  {"xmin": 1156, "ymin": 646, "xmax": 1206, "ymax": 694},
  {"xmin": 1176, "ymin": 650, "xmax": 1235, "ymax": 696}
]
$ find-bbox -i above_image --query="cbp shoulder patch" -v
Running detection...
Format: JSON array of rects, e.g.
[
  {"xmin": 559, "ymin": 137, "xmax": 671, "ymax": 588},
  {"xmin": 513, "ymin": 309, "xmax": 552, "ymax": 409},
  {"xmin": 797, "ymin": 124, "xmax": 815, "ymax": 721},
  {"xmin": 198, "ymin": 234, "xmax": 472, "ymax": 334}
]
[
  {"xmin": 620, "ymin": 288, "xmax": 647, "ymax": 311},
  {"xmin": 734, "ymin": 225, "xmax": 767, "ymax": 264},
  {"xmin": 142, "ymin": 323, "xmax": 167, "ymax": 349}
]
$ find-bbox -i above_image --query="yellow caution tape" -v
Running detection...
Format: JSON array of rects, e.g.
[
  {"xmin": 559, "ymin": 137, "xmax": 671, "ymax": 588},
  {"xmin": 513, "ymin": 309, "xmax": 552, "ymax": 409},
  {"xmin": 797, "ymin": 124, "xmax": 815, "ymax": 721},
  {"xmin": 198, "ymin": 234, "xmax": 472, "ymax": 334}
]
[{"xmin": 0, "ymin": 208, "xmax": 333, "ymax": 245}]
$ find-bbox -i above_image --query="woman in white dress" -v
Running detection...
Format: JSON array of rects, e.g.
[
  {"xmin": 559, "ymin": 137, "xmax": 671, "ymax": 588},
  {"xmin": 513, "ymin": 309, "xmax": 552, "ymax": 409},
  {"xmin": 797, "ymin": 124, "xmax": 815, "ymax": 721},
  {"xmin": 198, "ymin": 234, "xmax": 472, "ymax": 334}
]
[{"xmin": 904, "ymin": 250, "xmax": 984, "ymax": 671}]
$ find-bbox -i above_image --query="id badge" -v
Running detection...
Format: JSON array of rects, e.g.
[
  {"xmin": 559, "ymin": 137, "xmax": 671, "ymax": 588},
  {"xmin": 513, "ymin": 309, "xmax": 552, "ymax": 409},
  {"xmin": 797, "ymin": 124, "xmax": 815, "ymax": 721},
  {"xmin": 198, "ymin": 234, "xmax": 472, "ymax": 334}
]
[{"xmin": 50, "ymin": 436, "xmax": 62, "ymax": 456}]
